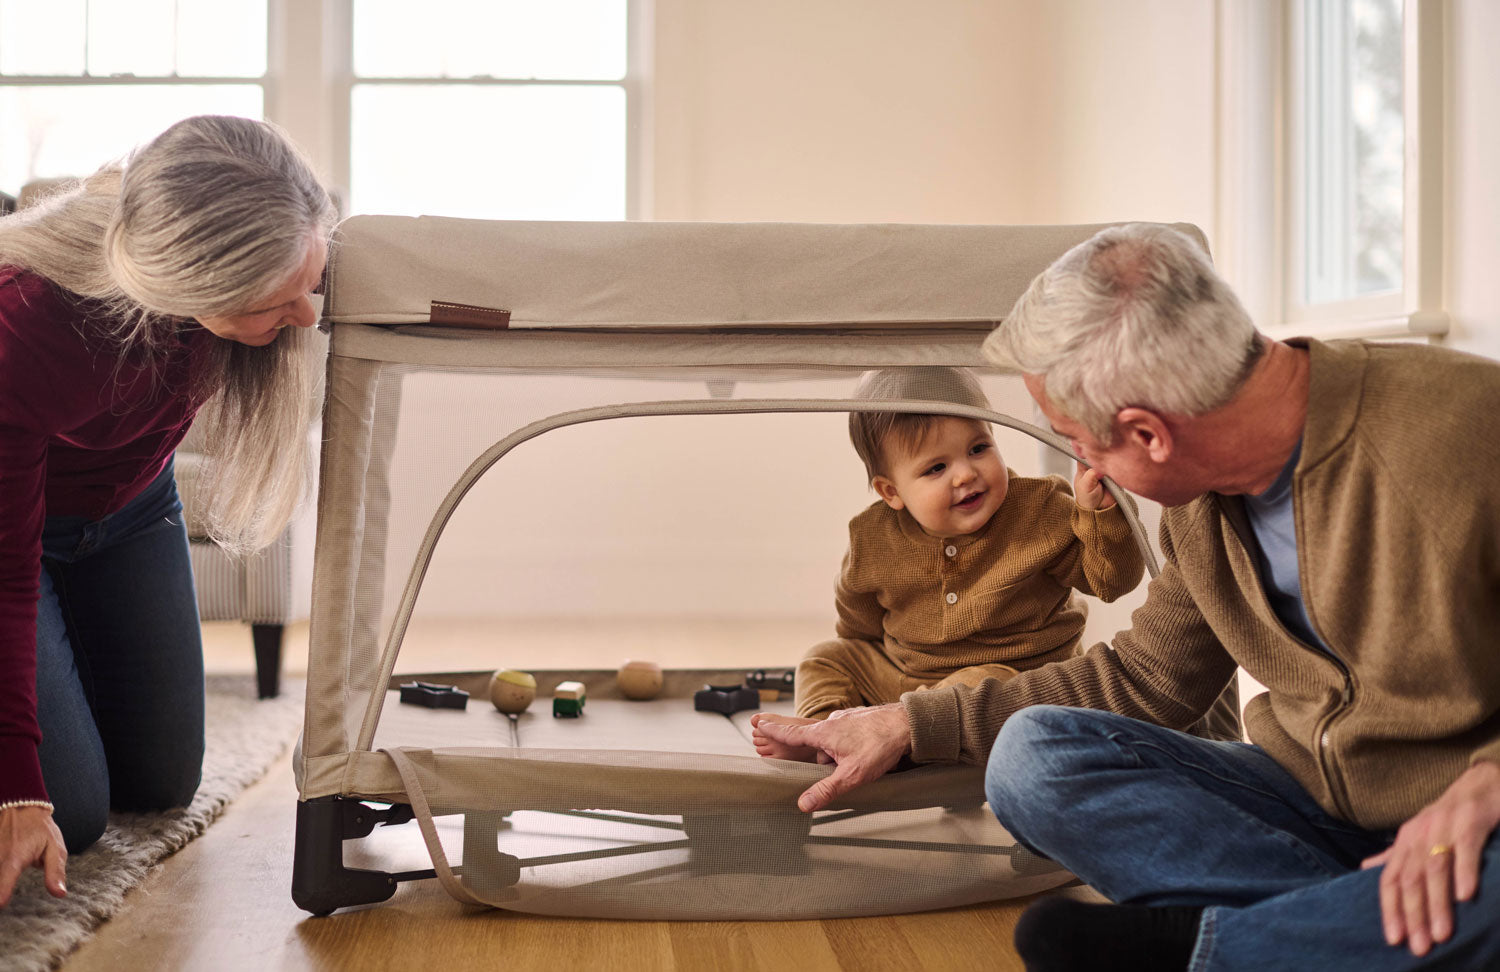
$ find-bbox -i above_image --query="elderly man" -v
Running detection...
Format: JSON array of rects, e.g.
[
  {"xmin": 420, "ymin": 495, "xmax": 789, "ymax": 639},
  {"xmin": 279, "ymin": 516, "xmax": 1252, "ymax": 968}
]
[{"xmin": 753, "ymin": 223, "xmax": 1500, "ymax": 970}]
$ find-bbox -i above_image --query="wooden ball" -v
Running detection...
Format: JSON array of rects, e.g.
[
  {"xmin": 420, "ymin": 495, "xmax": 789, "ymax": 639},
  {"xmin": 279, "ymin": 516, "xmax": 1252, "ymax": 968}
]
[
  {"xmin": 489, "ymin": 669, "xmax": 536, "ymax": 714},
  {"xmin": 617, "ymin": 660, "xmax": 663, "ymax": 701}
]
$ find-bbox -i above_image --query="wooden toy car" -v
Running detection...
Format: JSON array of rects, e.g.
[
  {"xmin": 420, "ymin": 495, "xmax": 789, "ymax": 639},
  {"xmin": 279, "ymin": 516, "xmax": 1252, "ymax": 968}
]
[
  {"xmin": 553, "ymin": 680, "xmax": 587, "ymax": 718},
  {"xmin": 693, "ymin": 683, "xmax": 760, "ymax": 715},
  {"xmin": 398, "ymin": 681, "xmax": 469, "ymax": 710},
  {"xmin": 746, "ymin": 668, "xmax": 795, "ymax": 701}
]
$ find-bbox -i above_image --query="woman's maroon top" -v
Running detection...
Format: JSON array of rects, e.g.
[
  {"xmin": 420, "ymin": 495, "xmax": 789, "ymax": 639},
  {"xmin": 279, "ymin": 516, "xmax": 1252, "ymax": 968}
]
[{"xmin": 0, "ymin": 267, "xmax": 216, "ymax": 806}]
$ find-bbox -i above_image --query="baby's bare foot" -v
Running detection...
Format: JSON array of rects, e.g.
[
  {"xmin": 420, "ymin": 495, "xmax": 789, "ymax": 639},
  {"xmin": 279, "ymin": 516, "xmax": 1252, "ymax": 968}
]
[{"xmin": 750, "ymin": 712, "xmax": 822, "ymax": 762}]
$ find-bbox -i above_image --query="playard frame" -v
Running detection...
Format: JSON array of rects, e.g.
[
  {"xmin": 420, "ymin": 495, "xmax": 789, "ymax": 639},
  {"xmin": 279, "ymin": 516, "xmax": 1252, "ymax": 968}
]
[{"xmin": 289, "ymin": 217, "xmax": 1235, "ymax": 917}]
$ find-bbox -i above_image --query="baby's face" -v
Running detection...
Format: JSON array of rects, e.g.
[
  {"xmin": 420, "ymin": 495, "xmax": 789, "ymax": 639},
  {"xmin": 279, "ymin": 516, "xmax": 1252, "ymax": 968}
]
[{"xmin": 873, "ymin": 418, "xmax": 1008, "ymax": 538}]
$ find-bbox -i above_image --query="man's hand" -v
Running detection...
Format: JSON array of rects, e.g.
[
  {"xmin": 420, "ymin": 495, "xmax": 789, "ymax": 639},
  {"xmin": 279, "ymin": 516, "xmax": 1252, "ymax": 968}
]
[
  {"xmin": 1360, "ymin": 759, "xmax": 1500, "ymax": 957},
  {"xmin": 0, "ymin": 805, "xmax": 68, "ymax": 908},
  {"xmin": 1073, "ymin": 462, "xmax": 1115, "ymax": 511},
  {"xmin": 750, "ymin": 703, "xmax": 912, "ymax": 812}
]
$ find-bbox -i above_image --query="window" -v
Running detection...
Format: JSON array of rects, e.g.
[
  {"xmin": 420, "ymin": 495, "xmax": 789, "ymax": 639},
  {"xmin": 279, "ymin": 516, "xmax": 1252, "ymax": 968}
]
[
  {"xmin": 348, "ymin": 0, "xmax": 629, "ymax": 220},
  {"xmin": 1291, "ymin": 0, "xmax": 1403, "ymax": 311},
  {"xmin": 0, "ymin": 0, "xmax": 641, "ymax": 222},
  {"xmin": 0, "ymin": 0, "xmax": 265, "ymax": 193},
  {"xmin": 1214, "ymin": 0, "xmax": 1446, "ymax": 339}
]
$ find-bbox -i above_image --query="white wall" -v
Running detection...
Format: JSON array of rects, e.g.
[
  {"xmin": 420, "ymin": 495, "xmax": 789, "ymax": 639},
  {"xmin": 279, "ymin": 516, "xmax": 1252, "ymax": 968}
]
[
  {"xmin": 356, "ymin": 1, "xmax": 1222, "ymax": 652},
  {"xmin": 649, "ymin": 0, "xmax": 1051, "ymax": 224}
]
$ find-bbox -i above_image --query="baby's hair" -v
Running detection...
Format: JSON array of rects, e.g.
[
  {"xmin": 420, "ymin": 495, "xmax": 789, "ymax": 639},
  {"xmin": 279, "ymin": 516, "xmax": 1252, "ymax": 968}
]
[{"xmin": 848, "ymin": 367, "xmax": 992, "ymax": 482}]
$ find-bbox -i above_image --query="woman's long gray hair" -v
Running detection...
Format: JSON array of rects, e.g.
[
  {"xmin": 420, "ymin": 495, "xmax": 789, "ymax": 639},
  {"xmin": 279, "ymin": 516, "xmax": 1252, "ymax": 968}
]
[{"xmin": 0, "ymin": 115, "xmax": 337, "ymax": 554}]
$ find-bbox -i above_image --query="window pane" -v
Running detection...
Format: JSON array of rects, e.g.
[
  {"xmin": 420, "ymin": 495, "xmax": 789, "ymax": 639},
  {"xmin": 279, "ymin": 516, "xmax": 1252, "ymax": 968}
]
[
  {"xmin": 1347, "ymin": 0, "xmax": 1403, "ymax": 296},
  {"xmin": 0, "ymin": 86, "xmax": 263, "ymax": 193},
  {"xmin": 0, "ymin": 0, "xmax": 264, "ymax": 79},
  {"xmin": 88, "ymin": 0, "xmax": 176, "ymax": 77},
  {"xmin": 1301, "ymin": 0, "xmax": 1403, "ymax": 304},
  {"xmin": 354, "ymin": 0, "xmax": 626, "ymax": 80},
  {"xmin": 350, "ymin": 84, "xmax": 625, "ymax": 220},
  {"xmin": 0, "ymin": 0, "xmax": 86, "ymax": 75},
  {"xmin": 175, "ymin": 0, "xmax": 267, "ymax": 77}
]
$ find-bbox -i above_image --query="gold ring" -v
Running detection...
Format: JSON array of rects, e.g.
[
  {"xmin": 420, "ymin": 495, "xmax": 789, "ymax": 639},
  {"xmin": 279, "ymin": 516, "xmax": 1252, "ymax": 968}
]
[{"xmin": 1430, "ymin": 844, "xmax": 1453, "ymax": 856}]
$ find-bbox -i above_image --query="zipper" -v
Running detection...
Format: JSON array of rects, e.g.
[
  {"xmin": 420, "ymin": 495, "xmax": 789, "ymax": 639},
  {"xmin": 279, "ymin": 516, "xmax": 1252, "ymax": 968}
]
[
  {"xmin": 1218, "ymin": 494, "xmax": 1357, "ymax": 820},
  {"xmin": 1313, "ymin": 656, "xmax": 1355, "ymax": 820},
  {"xmin": 1288, "ymin": 474, "xmax": 1358, "ymax": 822}
]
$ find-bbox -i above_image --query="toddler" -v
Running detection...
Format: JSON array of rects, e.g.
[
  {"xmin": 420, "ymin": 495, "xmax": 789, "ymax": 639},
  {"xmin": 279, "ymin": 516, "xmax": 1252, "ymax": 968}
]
[{"xmin": 753, "ymin": 366, "xmax": 1144, "ymax": 761}]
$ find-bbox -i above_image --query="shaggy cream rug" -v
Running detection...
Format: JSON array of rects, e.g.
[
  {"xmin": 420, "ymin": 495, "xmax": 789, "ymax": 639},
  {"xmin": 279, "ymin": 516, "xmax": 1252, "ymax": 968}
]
[{"xmin": 0, "ymin": 675, "xmax": 304, "ymax": 972}]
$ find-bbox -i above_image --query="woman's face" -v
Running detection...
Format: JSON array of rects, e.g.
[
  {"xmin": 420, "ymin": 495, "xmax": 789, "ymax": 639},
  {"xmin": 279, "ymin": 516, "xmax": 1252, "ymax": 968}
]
[{"xmin": 195, "ymin": 235, "xmax": 326, "ymax": 346}]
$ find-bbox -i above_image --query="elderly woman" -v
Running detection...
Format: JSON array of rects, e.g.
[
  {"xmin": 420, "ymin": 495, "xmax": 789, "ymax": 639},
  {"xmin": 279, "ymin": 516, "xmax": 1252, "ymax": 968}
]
[{"xmin": 0, "ymin": 116, "xmax": 335, "ymax": 906}]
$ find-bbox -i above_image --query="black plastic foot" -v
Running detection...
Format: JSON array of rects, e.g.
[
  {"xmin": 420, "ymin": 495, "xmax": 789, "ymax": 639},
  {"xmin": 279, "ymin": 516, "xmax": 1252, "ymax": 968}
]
[{"xmin": 292, "ymin": 796, "xmax": 401, "ymax": 916}]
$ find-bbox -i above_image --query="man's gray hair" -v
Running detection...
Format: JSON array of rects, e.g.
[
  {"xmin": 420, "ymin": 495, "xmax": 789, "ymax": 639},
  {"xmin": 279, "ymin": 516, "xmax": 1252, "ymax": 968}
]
[{"xmin": 983, "ymin": 223, "xmax": 1261, "ymax": 443}]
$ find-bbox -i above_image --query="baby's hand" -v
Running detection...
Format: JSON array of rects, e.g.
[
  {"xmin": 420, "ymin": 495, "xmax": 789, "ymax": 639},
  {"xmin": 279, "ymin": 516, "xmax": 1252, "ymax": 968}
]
[{"xmin": 1073, "ymin": 462, "xmax": 1116, "ymax": 511}]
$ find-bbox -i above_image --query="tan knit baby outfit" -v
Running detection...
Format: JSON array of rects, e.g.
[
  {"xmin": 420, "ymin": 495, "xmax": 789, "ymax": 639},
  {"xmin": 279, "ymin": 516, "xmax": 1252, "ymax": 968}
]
[{"xmin": 795, "ymin": 474, "xmax": 1144, "ymax": 717}]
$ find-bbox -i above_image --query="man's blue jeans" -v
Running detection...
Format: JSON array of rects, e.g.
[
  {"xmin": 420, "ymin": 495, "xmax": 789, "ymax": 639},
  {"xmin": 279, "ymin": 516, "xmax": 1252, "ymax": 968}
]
[
  {"xmin": 985, "ymin": 705, "xmax": 1500, "ymax": 971},
  {"xmin": 36, "ymin": 462, "xmax": 204, "ymax": 852}
]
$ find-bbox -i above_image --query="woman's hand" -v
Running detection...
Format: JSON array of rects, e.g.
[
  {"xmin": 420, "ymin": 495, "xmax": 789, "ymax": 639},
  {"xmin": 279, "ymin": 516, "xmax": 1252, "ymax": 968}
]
[
  {"xmin": 1073, "ymin": 462, "xmax": 1115, "ymax": 511},
  {"xmin": 0, "ymin": 805, "xmax": 67, "ymax": 907},
  {"xmin": 1360, "ymin": 759, "xmax": 1500, "ymax": 957}
]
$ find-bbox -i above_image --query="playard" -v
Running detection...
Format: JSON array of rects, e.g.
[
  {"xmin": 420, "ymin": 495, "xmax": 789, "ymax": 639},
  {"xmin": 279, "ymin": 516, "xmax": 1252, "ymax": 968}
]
[{"xmin": 290, "ymin": 217, "xmax": 1201, "ymax": 919}]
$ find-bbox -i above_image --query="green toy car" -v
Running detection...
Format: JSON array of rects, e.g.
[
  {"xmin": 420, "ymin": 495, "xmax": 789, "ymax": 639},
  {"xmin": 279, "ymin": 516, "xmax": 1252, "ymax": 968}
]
[{"xmin": 552, "ymin": 680, "xmax": 586, "ymax": 718}]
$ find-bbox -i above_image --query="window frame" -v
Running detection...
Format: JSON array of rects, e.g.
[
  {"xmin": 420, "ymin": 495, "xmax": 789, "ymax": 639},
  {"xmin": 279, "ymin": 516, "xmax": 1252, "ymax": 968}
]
[
  {"xmin": 0, "ymin": 0, "xmax": 648, "ymax": 219},
  {"xmin": 266, "ymin": 0, "xmax": 649, "ymax": 220},
  {"xmin": 1213, "ymin": 0, "xmax": 1446, "ymax": 341},
  {"xmin": 0, "ymin": 0, "xmax": 269, "ymax": 195}
]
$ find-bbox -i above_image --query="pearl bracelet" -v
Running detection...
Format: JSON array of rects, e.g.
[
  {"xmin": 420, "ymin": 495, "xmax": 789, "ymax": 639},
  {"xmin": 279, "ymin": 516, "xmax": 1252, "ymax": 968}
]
[{"xmin": 0, "ymin": 799, "xmax": 54, "ymax": 814}]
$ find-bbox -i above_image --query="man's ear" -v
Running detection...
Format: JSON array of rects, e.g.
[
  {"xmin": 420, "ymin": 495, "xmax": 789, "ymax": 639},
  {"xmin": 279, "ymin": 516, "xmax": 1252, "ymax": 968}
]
[
  {"xmin": 1114, "ymin": 408, "xmax": 1174, "ymax": 462},
  {"xmin": 871, "ymin": 475, "xmax": 906, "ymax": 510}
]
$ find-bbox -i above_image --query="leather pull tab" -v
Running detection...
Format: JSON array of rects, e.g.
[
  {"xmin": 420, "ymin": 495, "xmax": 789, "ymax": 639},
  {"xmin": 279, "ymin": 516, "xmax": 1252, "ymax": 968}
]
[{"xmin": 429, "ymin": 300, "xmax": 511, "ymax": 329}]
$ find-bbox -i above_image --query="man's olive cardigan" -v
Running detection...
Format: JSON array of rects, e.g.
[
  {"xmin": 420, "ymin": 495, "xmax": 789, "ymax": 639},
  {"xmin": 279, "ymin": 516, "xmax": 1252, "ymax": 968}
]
[{"xmin": 903, "ymin": 338, "xmax": 1500, "ymax": 830}]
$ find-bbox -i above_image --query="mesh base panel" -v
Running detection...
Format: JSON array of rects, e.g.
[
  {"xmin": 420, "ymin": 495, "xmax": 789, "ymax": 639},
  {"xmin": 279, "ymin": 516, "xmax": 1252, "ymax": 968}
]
[
  {"xmin": 445, "ymin": 806, "xmax": 1068, "ymax": 919},
  {"xmin": 357, "ymin": 693, "xmax": 1071, "ymax": 918}
]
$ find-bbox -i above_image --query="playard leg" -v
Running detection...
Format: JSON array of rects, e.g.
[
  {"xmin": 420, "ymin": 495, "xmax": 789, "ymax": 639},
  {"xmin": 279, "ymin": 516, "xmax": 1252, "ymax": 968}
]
[
  {"xmin": 292, "ymin": 796, "xmax": 423, "ymax": 916},
  {"xmin": 681, "ymin": 812, "xmax": 815, "ymax": 874},
  {"xmin": 461, "ymin": 811, "xmax": 522, "ymax": 899}
]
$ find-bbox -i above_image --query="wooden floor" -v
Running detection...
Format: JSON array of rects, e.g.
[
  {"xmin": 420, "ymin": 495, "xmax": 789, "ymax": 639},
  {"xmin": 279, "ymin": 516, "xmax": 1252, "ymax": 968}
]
[
  {"xmin": 59, "ymin": 620, "xmax": 1104, "ymax": 971},
  {"xmin": 63, "ymin": 739, "xmax": 1067, "ymax": 972}
]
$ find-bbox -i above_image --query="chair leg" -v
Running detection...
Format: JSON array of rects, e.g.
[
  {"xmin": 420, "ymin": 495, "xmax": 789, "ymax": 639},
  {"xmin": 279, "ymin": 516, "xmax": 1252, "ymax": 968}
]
[{"xmin": 251, "ymin": 623, "xmax": 284, "ymax": 699}]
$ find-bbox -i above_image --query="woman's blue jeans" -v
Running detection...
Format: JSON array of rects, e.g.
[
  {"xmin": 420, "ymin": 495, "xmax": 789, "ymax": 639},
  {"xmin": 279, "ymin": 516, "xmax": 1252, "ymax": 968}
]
[
  {"xmin": 35, "ymin": 461, "xmax": 204, "ymax": 853},
  {"xmin": 986, "ymin": 705, "xmax": 1500, "ymax": 971}
]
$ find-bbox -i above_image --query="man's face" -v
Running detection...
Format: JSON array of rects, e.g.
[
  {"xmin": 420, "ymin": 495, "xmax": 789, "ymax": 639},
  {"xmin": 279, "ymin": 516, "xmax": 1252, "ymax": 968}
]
[{"xmin": 1023, "ymin": 373, "xmax": 1200, "ymax": 507}]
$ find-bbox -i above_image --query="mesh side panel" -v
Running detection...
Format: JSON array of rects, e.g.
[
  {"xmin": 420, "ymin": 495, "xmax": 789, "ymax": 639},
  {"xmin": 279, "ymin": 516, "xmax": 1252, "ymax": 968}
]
[
  {"xmin": 303, "ymin": 345, "xmax": 1088, "ymax": 916},
  {"xmin": 360, "ymin": 362, "xmax": 1049, "ymax": 674}
]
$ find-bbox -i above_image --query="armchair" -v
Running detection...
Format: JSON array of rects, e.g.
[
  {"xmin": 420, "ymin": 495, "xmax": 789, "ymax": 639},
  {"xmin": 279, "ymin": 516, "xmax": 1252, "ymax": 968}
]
[{"xmin": 173, "ymin": 424, "xmax": 292, "ymax": 698}]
